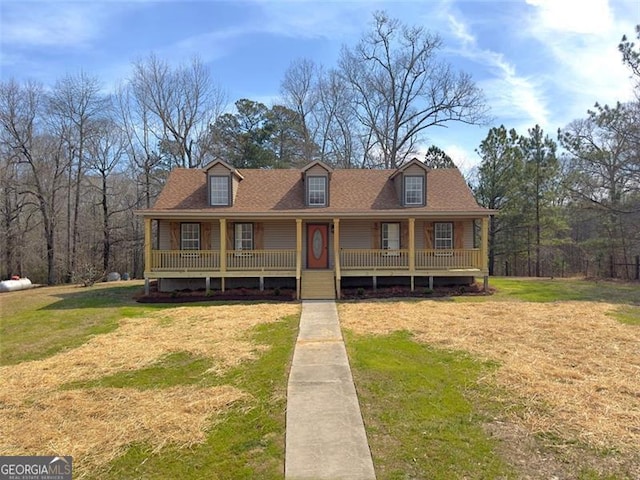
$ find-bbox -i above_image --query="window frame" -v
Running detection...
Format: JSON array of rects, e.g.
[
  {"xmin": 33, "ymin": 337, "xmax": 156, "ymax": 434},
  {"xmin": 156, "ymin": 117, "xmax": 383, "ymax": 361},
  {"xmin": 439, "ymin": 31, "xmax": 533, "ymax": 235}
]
[
  {"xmin": 434, "ymin": 222, "xmax": 453, "ymax": 250},
  {"xmin": 404, "ymin": 175, "xmax": 424, "ymax": 206},
  {"xmin": 381, "ymin": 222, "xmax": 400, "ymax": 251},
  {"xmin": 210, "ymin": 175, "xmax": 230, "ymax": 206},
  {"xmin": 307, "ymin": 176, "xmax": 327, "ymax": 207},
  {"xmin": 180, "ymin": 222, "xmax": 200, "ymax": 251},
  {"xmin": 234, "ymin": 223, "xmax": 254, "ymax": 251}
]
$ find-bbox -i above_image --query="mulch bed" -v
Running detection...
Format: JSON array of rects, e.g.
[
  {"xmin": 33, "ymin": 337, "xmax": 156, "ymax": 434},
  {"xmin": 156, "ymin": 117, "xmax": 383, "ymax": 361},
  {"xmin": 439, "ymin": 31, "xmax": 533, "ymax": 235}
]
[
  {"xmin": 136, "ymin": 283, "xmax": 492, "ymax": 303},
  {"xmin": 136, "ymin": 286, "xmax": 297, "ymax": 303}
]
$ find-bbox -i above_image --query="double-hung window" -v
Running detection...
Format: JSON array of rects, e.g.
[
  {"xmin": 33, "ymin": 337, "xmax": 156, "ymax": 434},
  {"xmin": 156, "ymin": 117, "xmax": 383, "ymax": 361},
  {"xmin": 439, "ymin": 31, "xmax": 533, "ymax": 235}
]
[
  {"xmin": 210, "ymin": 176, "xmax": 229, "ymax": 206},
  {"xmin": 308, "ymin": 176, "xmax": 327, "ymax": 206},
  {"xmin": 181, "ymin": 223, "xmax": 200, "ymax": 250},
  {"xmin": 381, "ymin": 223, "xmax": 400, "ymax": 251},
  {"xmin": 434, "ymin": 222, "xmax": 453, "ymax": 250},
  {"xmin": 404, "ymin": 176, "xmax": 424, "ymax": 205},
  {"xmin": 234, "ymin": 223, "xmax": 253, "ymax": 251}
]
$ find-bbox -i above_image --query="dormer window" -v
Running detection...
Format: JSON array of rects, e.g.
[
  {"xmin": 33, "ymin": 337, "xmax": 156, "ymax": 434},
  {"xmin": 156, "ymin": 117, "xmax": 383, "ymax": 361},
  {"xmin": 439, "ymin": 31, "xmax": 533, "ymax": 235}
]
[
  {"xmin": 404, "ymin": 176, "xmax": 424, "ymax": 205},
  {"xmin": 210, "ymin": 176, "xmax": 230, "ymax": 206},
  {"xmin": 308, "ymin": 176, "xmax": 327, "ymax": 206}
]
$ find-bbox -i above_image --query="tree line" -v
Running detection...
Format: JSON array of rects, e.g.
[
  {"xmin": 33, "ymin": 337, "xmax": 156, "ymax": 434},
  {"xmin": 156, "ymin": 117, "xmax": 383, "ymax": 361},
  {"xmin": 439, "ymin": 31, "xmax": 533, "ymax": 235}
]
[{"xmin": 0, "ymin": 14, "xmax": 638, "ymax": 283}]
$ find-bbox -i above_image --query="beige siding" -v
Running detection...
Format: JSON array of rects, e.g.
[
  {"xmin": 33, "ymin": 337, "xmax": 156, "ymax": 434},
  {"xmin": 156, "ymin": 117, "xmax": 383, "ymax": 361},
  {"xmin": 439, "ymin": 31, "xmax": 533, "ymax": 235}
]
[
  {"xmin": 339, "ymin": 220, "xmax": 373, "ymax": 249},
  {"xmin": 416, "ymin": 220, "xmax": 426, "ymax": 249},
  {"xmin": 158, "ymin": 220, "xmax": 170, "ymax": 249},
  {"xmin": 208, "ymin": 164, "xmax": 231, "ymax": 175},
  {"xmin": 404, "ymin": 164, "xmax": 426, "ymax": 176},
  {"xmin": 263, "ymin": 220, "xmax": 296, "ymax": 249},
  {"xmin": 211, "ymin": 221, "xmax": 221, "ymax": 249},
  {"xmin": 231, "ymin": 175, "xmax": 240, "ymax": 203},
  {"xmin": 305, "ymin": 164, "xmax": 330, "ymax": 176},
  {"xmin": 464, "ymin": 220, "xmax": 474, "ymax": 249}
]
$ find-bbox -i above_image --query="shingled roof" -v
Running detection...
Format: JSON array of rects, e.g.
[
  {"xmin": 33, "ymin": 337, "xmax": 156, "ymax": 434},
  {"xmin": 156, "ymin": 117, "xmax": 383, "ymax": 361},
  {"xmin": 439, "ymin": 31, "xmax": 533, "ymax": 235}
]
[{"xmin": 143, "ymin": 166, "xmax": 489, "ymax": 216}]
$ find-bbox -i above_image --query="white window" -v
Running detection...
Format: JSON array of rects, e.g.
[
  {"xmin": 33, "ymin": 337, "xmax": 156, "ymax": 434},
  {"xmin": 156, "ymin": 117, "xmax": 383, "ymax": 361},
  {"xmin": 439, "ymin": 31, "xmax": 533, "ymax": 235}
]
[
  {"xmin": 210, "ymin": 176, "xmax": 229, "ymax": 205},
  {"xmin": 234, "ymin": 223, "xmax": 253, "ymax": 250},
  {"xmin": 181, "ymin": 223, "xmax": 200, "ymax": 250},
  {"xmin": 382, "ymin": 223, "xmax": 400, "ymax": 250},
  {"xmin": 308, "ymin": 176, "xmax": 327, "ymax": 206},
  {"xmin": 434, "ymin": 222, "xmax": 453, "ymax": 250},
  {"xmin": 404, "ymin": 176, "xmax": 424, "ymax": 205}
]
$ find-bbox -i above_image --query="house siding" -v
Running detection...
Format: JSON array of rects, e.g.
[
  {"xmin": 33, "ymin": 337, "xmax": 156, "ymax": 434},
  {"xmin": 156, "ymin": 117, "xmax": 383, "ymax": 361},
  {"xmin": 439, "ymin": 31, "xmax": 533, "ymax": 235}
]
[
  {"xmin": 263, "ymin": 220, "xmax": 296, "ymax": 249},
  {"xmin": 340, "ymin": 220, "xmax": 373, "ymax": 249}
]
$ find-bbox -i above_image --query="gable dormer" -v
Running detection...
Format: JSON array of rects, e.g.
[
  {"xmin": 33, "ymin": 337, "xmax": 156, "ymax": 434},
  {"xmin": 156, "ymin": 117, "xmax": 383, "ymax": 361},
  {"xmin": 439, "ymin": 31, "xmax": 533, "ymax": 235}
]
[
  {"xmin": 301, "ymin": 160, "xmax": 332, "ymax": 207},
  {"xmin": 203, "ymin": 159, "xmax": 244, "ymax": 207},
  {"xmin": 389, "ymin": 158, "xmax": 428, "ymax": 207}
]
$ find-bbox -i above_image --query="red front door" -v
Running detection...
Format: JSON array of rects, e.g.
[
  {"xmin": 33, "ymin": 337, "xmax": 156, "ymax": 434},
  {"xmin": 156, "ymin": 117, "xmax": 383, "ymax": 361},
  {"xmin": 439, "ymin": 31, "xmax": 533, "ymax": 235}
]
[{"xmin": 307, "ymin": 224, "xmax": 329, "ymax": 269}]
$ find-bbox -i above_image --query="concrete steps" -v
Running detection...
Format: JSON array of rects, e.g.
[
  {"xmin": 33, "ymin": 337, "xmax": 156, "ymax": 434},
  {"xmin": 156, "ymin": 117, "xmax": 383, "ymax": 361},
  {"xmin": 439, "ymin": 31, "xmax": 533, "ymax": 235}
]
[{"xmin": 301, "ymin": 270, "xmax": 336, "ymax": 299}]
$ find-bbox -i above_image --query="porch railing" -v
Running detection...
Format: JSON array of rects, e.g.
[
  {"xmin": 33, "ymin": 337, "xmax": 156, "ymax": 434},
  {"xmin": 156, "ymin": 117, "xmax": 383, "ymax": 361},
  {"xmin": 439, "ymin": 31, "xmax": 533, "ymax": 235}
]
[
  {"xmin": 226, "ymin": 250, "xmax": 296, "ymax": 270},
  {"xmin": 340, "ymin": 249, "xmax": 410, "ymax": 269},
  {"xmin": 416, "ymin": 249, "xmax": 481, "ymax": 269},
  {"xmin": 151, "ymin": 250, "xmax": 220, "ymax": 271},
  {"xmin": 340, "ymin": 248, "xmax": 481, "ymax": 270}
]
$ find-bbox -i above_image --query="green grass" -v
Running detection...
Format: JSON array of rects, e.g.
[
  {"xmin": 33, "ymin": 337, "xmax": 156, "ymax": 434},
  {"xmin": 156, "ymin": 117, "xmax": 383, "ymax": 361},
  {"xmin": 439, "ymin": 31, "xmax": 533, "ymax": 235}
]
[
  {"xmin": 96, "ymin": 314, "xmax": 299, "ymax": 480},
  {"xmin": 345, "ymin": 330, "xmax": 514, "ymax": 480},
  {"xmin": 459, "ymin": 277, "xmax": 640, "ymax": 325},
  {"xmin": 484, "ymin": 277, "xmax": 640, "ymax": 304},
  {"xmin": 0, "ymin": 283, "xmax": 150, "ymax": 365}
]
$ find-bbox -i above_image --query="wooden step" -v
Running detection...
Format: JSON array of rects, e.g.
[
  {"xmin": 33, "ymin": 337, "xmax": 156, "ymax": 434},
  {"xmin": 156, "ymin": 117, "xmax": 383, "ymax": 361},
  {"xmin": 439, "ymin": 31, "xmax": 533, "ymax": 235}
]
[{"xmin": 301, "ymin": 270, "xmax": 336, "ymax": 300}]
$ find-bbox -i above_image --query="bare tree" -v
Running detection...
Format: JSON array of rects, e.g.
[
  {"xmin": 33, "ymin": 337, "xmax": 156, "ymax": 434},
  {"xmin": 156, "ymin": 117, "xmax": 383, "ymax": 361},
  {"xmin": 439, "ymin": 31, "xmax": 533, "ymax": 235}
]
[
  {"xmin": 339, "ymin": 11, "xmax": 487, "ymax": 168},
  {"xmin": 130, "ymin": 54, "xmax": 226, "ymax": 168},
  {"xmin": 280, "ymin": 58, "xmax": 320, "ymax": 161},
  {"xmin": 85, "ymin": 116, "xmax": 128, "ymax": 272},
  {"xmin": 48, "ymin": 72, "xmax": 107, "ymax": 281},
  {"xmin": 0, "ymin": 80, "xmax": 68, "ymax": 284}
]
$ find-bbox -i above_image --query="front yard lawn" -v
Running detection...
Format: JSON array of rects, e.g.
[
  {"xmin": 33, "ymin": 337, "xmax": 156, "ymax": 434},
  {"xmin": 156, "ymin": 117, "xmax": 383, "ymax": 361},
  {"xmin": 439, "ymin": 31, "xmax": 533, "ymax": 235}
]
[
  {"xmin": 0, "ymin": 283, "xmax": 299, "ymax": 479},
  {"xmin": 341, "ymin": 277, "xmax": 640, "ymax": 479}
]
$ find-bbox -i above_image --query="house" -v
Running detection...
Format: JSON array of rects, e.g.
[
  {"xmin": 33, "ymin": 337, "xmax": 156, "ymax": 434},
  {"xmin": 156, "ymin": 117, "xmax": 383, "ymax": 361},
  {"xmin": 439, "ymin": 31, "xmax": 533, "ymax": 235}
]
[{"xmin": 137, "ymin": 158, "xmax": 493, "ymax": 299}]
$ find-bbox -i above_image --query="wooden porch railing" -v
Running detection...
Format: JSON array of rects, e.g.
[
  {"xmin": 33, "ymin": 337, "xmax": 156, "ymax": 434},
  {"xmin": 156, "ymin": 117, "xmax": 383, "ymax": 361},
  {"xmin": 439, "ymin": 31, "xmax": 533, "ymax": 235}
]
[
  {"xmin": 340, "ymin": 249, "xmax": 410, "ymax": 269},
  {"xmin": 151, "ymin": 250, "xmax": 220, "ymax": 271},
  {"xmin": 226, "ymin": 250, "xmax": 296, "ymax": 270},
  {"xmin": 151, "ymin": 249, "xmax": 296, "ymax": 271},
  {"xmin": 340, "ymin": 248, "xmax": 481, "ymax": 270},
  {"xmin": 415, "ymin": 249, "xmax": 481, "ymax": 269}
]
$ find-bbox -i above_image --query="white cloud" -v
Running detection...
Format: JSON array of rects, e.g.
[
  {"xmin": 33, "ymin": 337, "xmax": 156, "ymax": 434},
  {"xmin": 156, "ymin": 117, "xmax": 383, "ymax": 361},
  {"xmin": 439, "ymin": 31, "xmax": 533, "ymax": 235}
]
[
  {"xmin": 446, "ymin": 13, "xmax": 550, "ymax": 128},
  {"xmin": 525, "ymin": 0, "xmax": 613, "ymax": 34},
  {"xmin": 1, "ymin": 3, "xmax": 106, "ymax": 48},
  {"xmin": 524, "ymin": 0, "xmax": 636, "ymax": 124}
]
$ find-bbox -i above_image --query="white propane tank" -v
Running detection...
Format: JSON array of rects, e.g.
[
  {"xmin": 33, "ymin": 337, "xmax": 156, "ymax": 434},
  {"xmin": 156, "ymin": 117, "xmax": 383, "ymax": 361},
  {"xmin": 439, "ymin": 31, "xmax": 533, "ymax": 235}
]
[{"xmin": 0, "ymin": 278, "xmax": 33, "ymax": 292}]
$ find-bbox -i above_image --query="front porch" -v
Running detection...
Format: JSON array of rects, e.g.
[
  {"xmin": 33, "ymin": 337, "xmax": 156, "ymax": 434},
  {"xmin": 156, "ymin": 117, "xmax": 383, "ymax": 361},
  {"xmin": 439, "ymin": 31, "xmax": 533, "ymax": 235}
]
[{"xmin": 143, "ymin": 217, "xmax": 490, "ymax": 299}]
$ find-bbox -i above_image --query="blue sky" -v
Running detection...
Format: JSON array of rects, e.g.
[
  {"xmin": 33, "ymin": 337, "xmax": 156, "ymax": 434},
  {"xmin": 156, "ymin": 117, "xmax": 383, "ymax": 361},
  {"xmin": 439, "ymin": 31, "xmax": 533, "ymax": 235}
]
[{"xmin": 1, "ymin": 0, "xmax": 638, "ymax": 173}]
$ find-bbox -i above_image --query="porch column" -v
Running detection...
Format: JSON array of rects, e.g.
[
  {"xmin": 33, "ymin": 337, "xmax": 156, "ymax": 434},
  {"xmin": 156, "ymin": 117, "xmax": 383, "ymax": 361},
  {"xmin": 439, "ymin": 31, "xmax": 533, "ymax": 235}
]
[
  {"xmin": 408, "ymin": 218, "xmax": 415, "ymax": 291},
  {"xmin": 333, "ymin": 218, "xmax": 341, "ymax": 299},
  {"xmin": 481, "ymin": 217, "xmax": 489, "ymax": 272},
  {"xmin": 481, "ymin": 216, "xmax": 489, "ymax": 292},
  {"xmin": 296, "ymin": 218, "xmax": 302, "ymax": 300},
  {"xmin": 144, "ymin": 217, "xmax": 152, "ymax": 275},
  {"xmin": 220, "ymin": 218, "xmax": 227, "ymax": 292}
]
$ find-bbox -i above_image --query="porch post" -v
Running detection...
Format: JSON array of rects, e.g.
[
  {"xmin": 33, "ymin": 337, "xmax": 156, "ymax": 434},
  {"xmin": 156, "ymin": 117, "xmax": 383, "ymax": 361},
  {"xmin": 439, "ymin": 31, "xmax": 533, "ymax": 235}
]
[
  {"xmin": 220, "ymin": 218, "xmax": 227, "ymax": 292},
  {"xmin": 409, "ymin": 218, "xmax": 415, "ymax": 291},
  {"xmin": 296, "ymin": 218, "xmax": 302, "ymax": 300},
  {"xmin": 481, "ymin": 216, "xmax": 489, "ymax": 292},
  {"xmin": 144, "ymin": 217, "xmax": 152, "ymax": 275},
  {"xmin": 333, "ymin": 218, "xmax": 341, "ymax": 299}
]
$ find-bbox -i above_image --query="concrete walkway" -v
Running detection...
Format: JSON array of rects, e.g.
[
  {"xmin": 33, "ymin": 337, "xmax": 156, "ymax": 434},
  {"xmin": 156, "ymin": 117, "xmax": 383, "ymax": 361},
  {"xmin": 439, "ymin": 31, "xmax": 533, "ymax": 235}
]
[{"xmin": 285, "ymin": 300, "xmax": 376, "ymax": 480}]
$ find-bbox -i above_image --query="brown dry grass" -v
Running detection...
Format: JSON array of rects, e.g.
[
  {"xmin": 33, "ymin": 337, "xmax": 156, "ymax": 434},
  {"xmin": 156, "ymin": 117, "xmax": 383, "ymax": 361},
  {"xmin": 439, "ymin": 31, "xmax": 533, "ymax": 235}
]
[
  {"xmin": 339, "ymin": 300, "xmax": 640, "ymax": 454},
  {"xmin": 0, "ymin": 303, "xmax": 299, "ymax": 477}
]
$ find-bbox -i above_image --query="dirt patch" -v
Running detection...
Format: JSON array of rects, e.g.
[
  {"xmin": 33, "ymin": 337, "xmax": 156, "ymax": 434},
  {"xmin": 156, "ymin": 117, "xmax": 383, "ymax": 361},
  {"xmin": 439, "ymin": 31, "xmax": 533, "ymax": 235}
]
[
  {"xmin": 339, "ymin": 300, "xmax": 640, "ymax": 472},
  {"xmin": 0, "ymin": 303, "xmax": 299, "ymax": 477}
]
